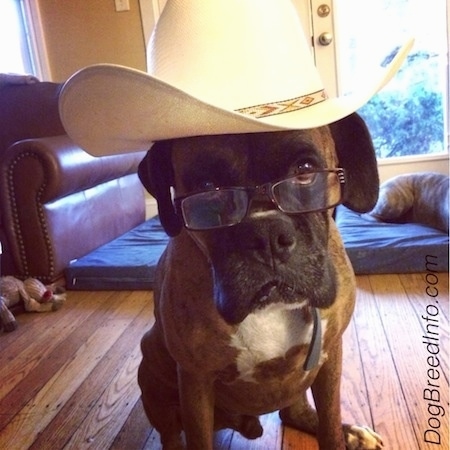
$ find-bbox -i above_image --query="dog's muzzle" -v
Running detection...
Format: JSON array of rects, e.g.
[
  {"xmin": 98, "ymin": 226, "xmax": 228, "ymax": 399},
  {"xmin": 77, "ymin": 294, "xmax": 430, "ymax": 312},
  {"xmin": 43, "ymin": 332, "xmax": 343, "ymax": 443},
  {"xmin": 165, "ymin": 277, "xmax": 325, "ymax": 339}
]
[{"xmin": 202, "ymin": 213, "xmax": 337, "ymax": 325}]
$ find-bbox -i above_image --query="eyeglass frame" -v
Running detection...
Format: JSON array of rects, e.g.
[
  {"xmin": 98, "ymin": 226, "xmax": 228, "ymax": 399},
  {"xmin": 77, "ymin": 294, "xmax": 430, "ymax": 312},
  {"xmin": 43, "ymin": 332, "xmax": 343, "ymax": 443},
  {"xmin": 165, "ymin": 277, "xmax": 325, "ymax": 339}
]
[{"xmin": 173, "ymin": 168, "xmax": 346, "ymax": 231}]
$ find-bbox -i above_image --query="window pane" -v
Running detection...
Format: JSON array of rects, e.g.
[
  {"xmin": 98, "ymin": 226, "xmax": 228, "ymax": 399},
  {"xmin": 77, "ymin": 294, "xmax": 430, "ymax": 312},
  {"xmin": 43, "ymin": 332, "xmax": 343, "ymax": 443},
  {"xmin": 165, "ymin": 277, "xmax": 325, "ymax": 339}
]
[
  {"xmin": 0, "ymin": 0, "xmax": 33, "ymax": 74},
  {"xmin": 336, "ymin": 0, "xmax": 448, "ymax": 159}
]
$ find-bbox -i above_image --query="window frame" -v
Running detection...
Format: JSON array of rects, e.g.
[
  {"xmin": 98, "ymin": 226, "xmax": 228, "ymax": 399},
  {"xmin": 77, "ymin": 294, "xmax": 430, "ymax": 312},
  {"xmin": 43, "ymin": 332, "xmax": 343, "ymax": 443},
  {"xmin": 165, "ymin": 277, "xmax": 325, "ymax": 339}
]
[{"xmin": 20, "ymin": 0, "xmax": 51, "ymax": 80}]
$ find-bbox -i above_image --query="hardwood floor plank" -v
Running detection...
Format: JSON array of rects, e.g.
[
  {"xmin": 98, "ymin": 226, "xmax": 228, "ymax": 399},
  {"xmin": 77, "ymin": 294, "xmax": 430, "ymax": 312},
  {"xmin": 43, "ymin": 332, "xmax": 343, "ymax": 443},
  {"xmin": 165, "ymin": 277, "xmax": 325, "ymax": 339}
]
[
  {"xmin": 0, "ymin": 291, "xmax": 112, "ymax": 403},
  {"xmin": 0, "ymin": 289, "xmax": 102, "ymax": 361},
  {"xmin": 369, "ymin": 274, "xmax": 449, "ymax": 450},
  {"xmin": 0, "ymin": 291, "xmax": 150, "ymax": 449},
  {"xmin": 340, "ymin": 316, "xmax": 373, "ymax": 428},
  {"xmin": 62, "ymin": 340, "xmax": 143, "ymax": 449},
  {"xmin": 29, "ymin": 293, "xmax": 153, "ymax": 449},
  {"xmin": 399, "ymin": 272, "xmax": 449, "ymax": 449},
  {"xmin": 282, "ymin": 427, "xmax": 318, "ymax": 450},
  {"xmin": 141, "ymin": 429, "xmax": 163, "ymax": 450},
  {"xmin": 399, "ymin": 273, "xmax": 449, "ymax": 383},
  {"xmin": 0, "ymin": 291, "xmax": 119, "ymax": 431},
  {"xmin": 354, "ymin": 275, "xmax": 419, "ymax": 448},
  {"xmin": 110, "ymin": 398, "xmax": 156, "ymax": 450},
  {"xmin": 226, "ymin": 413, "xmax": 282, "ymax": 450},
  {"xmin": 213, "ymin": 428, "xmax": 233, "ymax": 450},
  {"xmin": 1, "ymin": 328, "xmax": 127, "ymax": 448}
]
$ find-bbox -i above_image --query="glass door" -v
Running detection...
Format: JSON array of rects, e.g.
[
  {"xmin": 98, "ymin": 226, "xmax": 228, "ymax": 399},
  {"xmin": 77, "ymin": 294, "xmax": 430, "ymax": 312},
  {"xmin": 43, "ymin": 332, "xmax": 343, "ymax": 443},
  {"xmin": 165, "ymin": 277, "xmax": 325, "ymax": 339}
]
[
  {"xmin": 333, "ymin": 0, "xmax": 448, "ymax": 159},
  {"xmin": 140, "ymin": 0, "xmax": 448, "ymax": 162}
]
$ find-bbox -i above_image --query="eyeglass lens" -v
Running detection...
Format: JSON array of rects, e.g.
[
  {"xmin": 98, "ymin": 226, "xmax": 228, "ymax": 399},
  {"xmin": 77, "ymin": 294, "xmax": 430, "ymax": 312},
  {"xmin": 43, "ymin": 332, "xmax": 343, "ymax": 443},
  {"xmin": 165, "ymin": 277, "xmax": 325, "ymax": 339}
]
[
  {"xmin": 181, "ymin": 189, "xmax": 249, "ymax": 229},
  {"xmin": 273, "ymin": 171, "xmax": 340, "ymax": 213},
  {"xmin": 180, "ymin": 171, "xmax": 342, "ymax": 230}
]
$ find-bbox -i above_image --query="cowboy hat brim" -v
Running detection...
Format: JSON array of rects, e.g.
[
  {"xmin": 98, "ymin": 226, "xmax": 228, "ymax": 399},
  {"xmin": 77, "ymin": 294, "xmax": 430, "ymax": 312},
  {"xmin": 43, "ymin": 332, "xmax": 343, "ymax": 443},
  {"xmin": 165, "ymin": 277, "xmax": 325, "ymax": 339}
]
[{"xmin": 59, "ymin": 39, "xmax": 413, "ymax": 156}]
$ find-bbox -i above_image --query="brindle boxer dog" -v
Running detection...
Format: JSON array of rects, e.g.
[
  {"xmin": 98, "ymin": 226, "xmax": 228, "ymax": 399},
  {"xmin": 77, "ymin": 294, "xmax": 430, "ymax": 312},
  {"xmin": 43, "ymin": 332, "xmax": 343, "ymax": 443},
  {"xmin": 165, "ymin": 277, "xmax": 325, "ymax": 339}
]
[{"xmin": 137, "ymin": 113, "xmax": 384, "ymax": 450}]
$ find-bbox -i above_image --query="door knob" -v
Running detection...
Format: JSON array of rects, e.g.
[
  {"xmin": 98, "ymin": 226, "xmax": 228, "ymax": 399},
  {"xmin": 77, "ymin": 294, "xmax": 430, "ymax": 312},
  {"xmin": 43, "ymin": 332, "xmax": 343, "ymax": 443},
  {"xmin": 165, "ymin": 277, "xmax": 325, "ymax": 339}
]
[{"xmin": 318, "ymin": 32, "xmax": 333, "ymax": 46}]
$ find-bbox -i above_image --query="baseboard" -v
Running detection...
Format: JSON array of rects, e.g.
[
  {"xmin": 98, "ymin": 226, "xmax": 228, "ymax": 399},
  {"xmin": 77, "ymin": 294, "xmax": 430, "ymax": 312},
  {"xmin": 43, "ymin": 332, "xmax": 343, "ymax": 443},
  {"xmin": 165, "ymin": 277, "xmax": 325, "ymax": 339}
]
[{"xmin": 145, "ymin": 197, "xmax": 158, "ymax": 219}]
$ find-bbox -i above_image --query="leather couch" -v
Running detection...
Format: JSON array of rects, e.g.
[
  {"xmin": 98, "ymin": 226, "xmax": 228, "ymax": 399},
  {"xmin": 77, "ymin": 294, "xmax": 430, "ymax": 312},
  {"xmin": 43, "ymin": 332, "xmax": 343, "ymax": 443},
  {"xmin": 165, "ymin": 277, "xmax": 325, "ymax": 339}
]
[{"xmin": 0, "ymin": 80, "xmax": 146, "ymax": 283}]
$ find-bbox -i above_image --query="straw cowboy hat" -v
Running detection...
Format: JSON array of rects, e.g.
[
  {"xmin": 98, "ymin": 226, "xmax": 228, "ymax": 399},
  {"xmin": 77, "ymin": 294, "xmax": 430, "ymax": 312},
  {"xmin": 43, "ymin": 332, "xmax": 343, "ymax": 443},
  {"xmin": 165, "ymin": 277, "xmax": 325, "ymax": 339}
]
[{"xmin": 59, "ymin": 0, "xmax": 413, "ymax": 156}]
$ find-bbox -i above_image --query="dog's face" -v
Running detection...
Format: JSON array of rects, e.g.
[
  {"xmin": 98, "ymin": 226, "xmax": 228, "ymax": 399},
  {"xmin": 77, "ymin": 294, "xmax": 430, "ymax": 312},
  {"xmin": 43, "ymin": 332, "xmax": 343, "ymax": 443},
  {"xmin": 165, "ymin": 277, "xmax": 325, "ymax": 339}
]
[
  {"xmin": 170, "ymin": 130, "xmax": 338, "ymax": 323},
  {"xmin": 139, "ymin": 113, "xmax": 379, "ymax": 324}
]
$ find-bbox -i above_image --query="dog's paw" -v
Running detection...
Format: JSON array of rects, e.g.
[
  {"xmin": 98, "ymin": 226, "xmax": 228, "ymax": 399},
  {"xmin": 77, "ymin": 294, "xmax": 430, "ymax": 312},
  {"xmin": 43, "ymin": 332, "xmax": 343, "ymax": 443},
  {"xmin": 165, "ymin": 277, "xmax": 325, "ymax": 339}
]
[
  {"xmin": 238, "ymin": 415, "xmax": 263, "ymax": 439},
  {"xmin": 345, "ymin": 425, "xmax": 384, "ymax": 450}
]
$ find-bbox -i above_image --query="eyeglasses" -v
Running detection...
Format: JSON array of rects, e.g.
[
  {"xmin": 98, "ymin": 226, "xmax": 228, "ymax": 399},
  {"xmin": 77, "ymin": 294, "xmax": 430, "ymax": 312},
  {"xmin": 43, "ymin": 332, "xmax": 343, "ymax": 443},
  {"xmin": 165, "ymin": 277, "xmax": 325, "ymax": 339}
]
[{"xmin": 174, "ymin": 168, "xmax": 345, "ymax": 230}]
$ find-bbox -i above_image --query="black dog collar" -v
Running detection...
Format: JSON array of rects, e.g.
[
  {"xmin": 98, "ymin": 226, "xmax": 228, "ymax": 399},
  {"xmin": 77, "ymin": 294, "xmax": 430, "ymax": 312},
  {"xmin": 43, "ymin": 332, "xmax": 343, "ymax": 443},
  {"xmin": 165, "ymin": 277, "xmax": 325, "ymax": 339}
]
[{"xmin": 303, "ymin": 307, "xmax": 322, "ymax": 371}]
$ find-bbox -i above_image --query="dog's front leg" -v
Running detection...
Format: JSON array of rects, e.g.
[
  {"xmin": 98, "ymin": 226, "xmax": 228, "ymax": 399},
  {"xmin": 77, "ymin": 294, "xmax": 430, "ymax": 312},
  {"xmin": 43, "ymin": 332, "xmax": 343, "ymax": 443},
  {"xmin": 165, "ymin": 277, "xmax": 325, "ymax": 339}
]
[
  {"xmin": 178, "ymin": 366, "xmax": 215, "ymax": 450},
  {"xmin": 311, "ymin": 337, "xmax": 346, "ymax": 450}
]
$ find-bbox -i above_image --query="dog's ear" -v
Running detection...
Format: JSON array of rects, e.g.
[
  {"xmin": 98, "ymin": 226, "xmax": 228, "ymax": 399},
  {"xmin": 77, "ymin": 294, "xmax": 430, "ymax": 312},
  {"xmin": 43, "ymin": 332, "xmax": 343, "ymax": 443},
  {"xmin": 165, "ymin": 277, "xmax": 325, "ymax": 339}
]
[
  {"xmin": 138, "ymin": 141, "xmax": 183, "ymax": 237},
  {"xmin": 329, "ymin": 113, "xmax": 380, "ymax": 212}
]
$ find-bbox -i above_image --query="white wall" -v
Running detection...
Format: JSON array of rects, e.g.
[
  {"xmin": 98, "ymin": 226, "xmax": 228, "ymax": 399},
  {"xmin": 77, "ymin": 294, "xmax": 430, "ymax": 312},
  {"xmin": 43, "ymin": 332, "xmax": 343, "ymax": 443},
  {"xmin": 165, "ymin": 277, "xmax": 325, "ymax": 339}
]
[
  {"xmin": 145, "ymin": 195, "xmax": 158, "ymax": 219},
  {"xmin": 378, "ymin": 155, "xmax": 449, "ymax": 183}
]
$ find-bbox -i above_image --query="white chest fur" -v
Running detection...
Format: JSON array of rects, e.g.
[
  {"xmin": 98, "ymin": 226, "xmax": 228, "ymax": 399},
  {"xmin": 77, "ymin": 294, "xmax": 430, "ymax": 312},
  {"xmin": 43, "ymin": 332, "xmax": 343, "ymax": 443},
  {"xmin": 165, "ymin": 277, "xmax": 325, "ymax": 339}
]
[{"xmin": 230, "ymin": 303, "xmax": 327, "ymax": 382}]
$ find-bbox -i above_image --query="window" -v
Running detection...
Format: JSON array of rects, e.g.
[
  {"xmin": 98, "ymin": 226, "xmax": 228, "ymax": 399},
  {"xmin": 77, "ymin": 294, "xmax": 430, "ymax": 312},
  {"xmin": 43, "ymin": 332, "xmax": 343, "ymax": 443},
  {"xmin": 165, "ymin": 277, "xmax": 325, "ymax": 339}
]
[
  {"xmin": 335, "ymin": 0, "xmax": 448, "ymax": 160},
  {"xmin": 0, "ymin": 0, "xmax": 33, "ymax": 74},
  {"xmin": 0, "ymin": 0, "xmax": 48, "ymax": 79}
]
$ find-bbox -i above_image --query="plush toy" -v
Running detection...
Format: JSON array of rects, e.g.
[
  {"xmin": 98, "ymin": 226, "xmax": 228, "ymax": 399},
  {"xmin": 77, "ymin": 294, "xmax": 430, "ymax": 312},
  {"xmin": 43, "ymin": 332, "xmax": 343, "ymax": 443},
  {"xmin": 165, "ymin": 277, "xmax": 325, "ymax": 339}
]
[{"xmin": 0, "ymin": 276, "xmax": 66, "ymax": 332}]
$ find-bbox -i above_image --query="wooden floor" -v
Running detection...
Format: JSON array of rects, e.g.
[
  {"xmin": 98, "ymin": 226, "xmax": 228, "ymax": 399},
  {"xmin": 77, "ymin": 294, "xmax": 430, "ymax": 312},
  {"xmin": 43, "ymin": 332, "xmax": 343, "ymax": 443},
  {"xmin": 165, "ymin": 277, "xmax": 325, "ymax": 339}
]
[{"xmin": 0, "ymin": 273, "xmax": 448, "ymax": 449}]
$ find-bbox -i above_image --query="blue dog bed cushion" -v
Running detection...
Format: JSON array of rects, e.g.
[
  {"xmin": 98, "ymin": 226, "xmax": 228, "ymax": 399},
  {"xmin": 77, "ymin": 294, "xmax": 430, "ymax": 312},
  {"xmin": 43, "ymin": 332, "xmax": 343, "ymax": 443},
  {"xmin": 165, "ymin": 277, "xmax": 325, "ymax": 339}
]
[
  {"xmin": 335, "ymin": 205, "xmax": 449, "ymax": 274},
  {"xmin": 65, "ymin": 217, "xmax": 169, "ymax": 290}
]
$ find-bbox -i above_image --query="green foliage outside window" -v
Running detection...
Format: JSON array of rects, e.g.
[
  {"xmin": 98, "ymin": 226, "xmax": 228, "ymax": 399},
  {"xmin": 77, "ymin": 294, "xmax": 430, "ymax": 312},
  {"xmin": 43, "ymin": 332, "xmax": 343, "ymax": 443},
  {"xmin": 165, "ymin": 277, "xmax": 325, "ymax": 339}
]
[
  {"xmin": 359, "ymin": 86, "xmax": 444, "ymax": 159},
  {"xmin": 357, "ymin": 50, "xmax": 445, "ymax": 159}
]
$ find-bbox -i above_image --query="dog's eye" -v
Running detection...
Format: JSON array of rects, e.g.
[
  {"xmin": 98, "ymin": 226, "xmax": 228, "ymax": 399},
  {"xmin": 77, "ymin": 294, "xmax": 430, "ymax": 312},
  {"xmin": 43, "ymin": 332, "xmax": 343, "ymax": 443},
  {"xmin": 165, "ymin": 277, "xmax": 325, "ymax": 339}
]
[
  {"xmin": 292, "ymin": 162, "xmax": 317, "ymax": 185},
  {"xmin": 296, "ymin": 162, "xmax": 315, "ymax": 171},
  {"xmin": 294, "ymin": 162, "xmax": 316, "ymax": 175},
  {"xmin": 292, "ymin": 172, "xmax": 316, "ymax": 185}
]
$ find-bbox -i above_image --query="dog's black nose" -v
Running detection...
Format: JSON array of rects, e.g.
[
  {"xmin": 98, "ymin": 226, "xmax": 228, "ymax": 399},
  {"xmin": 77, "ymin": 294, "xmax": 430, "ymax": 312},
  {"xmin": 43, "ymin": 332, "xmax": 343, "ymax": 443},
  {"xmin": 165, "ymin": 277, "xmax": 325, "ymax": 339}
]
[
  {"xmin": 272, "ymin": 229, "xmax": 296, "ymax": 262},
  {"xmin": 238, "ymin": 215, "xmax": 297, "ymax": 264}
]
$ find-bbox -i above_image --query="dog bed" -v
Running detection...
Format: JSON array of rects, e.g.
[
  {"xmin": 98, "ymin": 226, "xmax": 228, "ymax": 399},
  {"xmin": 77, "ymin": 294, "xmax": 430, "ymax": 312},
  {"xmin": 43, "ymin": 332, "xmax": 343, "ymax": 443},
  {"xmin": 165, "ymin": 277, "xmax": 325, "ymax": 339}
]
[
  {"xmin": 369, "ymin": 172, "xmax": 449, "ymax": 233},
  {"xmin": 65, "ymin": 217, "xmax": 169, "ymax": 290},
  {"xmin": 335, "ymin": 205, "xmax": 449, "ymax": 274},
  {"xmin": 336, "ymin": 172, "xmax": 449, "ymax": 274}
]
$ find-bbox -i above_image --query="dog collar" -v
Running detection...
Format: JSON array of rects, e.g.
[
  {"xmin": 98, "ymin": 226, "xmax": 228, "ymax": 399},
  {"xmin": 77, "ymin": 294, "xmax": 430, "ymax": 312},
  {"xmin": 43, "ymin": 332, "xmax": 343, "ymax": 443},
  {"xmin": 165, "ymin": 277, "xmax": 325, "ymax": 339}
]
[{"xmin": 303, "ymin": 307, "xmax": 322, "ymax": 371}]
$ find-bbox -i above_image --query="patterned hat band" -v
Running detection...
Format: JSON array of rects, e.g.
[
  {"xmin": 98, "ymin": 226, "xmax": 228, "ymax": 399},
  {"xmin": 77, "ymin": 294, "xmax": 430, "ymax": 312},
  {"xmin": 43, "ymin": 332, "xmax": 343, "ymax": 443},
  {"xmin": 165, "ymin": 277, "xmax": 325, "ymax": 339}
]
[{"xmin": 235, "ymin": 90, "xmax": 328, "ymax": 119}]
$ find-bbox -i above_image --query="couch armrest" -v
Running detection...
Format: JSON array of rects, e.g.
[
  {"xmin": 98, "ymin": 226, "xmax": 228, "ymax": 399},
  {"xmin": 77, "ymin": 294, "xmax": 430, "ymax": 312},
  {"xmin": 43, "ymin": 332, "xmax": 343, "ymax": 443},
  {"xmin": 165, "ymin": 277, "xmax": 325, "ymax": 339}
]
[
  {"xmin": 1, "ymin": 135, "xmax": 146, "ymax": 203},
  {"xmin": 0, "ymin": 136, "xmax": 147, "ymax": 281}
]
